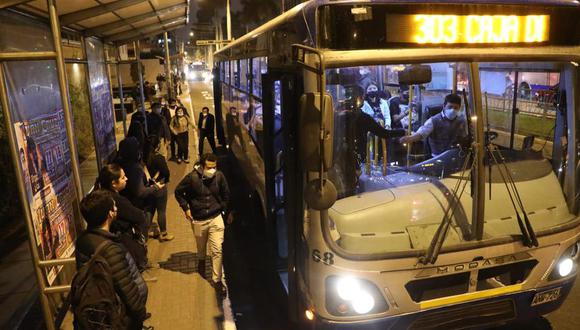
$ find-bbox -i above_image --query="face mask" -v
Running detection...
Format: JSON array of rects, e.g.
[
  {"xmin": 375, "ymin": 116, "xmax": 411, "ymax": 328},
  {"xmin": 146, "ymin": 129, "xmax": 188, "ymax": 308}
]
[
  {"xmin": 177, "ymin": 111, "xmax": 184, "ymax": 117},
  {"xmin": 203, "ymin": 168, "xmax": 216, "ymax": 178},
  {"xmin": 203, "ymin": 112, "xmax": 208, "ymax": 116},
  {"xmin": 367, "ymin": 91, "xmax": 378, "ymax": 99},
  {"xmin": 444, "ymin": 108, "xmax": 458, "ymax": 120}
]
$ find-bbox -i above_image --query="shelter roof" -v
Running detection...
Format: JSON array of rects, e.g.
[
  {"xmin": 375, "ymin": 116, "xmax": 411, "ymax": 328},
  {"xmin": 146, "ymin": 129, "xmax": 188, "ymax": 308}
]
[{"xmin": 1, "ymin": 0, "xmax": 189, "ymax": 45}]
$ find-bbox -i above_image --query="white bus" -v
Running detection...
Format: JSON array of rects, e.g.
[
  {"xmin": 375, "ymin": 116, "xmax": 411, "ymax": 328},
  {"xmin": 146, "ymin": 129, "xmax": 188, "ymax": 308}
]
[{"xmin": 213, "ymin": 1, "xmax": 580, "ymax": 328}]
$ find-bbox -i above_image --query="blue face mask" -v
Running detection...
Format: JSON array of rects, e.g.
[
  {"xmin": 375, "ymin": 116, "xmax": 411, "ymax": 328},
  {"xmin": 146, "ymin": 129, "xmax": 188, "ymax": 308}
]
[{"xmin": 444, "ymin": 108, "xmax": 458, "ymax": 120}]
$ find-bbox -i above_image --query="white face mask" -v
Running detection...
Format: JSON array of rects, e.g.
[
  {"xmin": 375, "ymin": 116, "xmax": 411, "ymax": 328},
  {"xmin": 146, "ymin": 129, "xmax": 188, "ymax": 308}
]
[
  {"xmin": 203, "ymin": 168, "xmax": 217, "ymax": 178},
  {"xmin": 444, "ymin": 108, "xmax": 458, "ymax": 120}
]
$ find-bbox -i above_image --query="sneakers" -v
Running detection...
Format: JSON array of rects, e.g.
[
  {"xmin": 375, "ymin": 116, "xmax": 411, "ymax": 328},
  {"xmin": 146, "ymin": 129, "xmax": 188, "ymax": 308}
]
[
  {"xmin": 177, "ymin": 158, "xmax": 182, "ymax": 164},
  {"xmin": 184, "ymin": 158, "xmax": 190, "ymax": 163},
  {"xmin": 159, "ymin": 232, "xmax": 174, "ymax": 242},
  {"xmin": 148, "ymin": 231, "xmax": 160, "ymax": 239}
]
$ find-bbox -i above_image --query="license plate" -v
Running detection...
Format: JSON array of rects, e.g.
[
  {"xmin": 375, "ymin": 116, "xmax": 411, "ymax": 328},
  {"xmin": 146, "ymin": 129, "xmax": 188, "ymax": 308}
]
[{"xmin": 531, "ymin": 287, "xmax": 561, "ymax": 306}]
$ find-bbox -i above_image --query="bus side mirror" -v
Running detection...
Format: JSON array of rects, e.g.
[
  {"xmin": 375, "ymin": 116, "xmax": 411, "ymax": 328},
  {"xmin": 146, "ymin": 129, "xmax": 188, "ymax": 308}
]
[
  {"xmin": 299, "ymin": 92, "xmax": 334, "ymax": 172},
  {"xmin": 398, "ymin": 65, "xmax": 432, "ymax": 85}
]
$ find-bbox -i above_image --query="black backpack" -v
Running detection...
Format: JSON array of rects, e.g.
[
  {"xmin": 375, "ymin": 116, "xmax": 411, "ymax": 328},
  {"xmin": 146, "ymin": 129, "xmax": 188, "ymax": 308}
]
[{"xmin": 70, "ymin": 240, "xmax": 126, "ymax": 329}]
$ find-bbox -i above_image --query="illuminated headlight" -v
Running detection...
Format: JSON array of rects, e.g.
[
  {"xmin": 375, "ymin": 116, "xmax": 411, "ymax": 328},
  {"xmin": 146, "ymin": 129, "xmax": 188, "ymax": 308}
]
[
  {"xmin": 558, "ymin": 258, "xmax": 574, "ymax": 277},
  {"xmin": 326, "ymin": 276, "xmax": 388, "ymax": 316},
  {"xmin": 549, "ymin": 241, "xmax": 580, "ymax": 280}
]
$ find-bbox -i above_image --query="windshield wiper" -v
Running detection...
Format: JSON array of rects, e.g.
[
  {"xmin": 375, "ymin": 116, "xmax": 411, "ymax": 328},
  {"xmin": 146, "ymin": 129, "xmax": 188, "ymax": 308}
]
[
  {"xmin": 420, "ymin": 147, "xmax": 474, "ymax": 265},
  {"xmin": 487, "ymin": 146, "xmax": 538, "ymax": 247}
]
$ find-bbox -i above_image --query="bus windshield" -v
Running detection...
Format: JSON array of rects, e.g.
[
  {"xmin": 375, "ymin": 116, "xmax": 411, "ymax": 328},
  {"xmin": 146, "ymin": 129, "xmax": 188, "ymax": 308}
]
[{"xmin": 325, "ymin": 61, "xmax": 577, "ymax": 256}]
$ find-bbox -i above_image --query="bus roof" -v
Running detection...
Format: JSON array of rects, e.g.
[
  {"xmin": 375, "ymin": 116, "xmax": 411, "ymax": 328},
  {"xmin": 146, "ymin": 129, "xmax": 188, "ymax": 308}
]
[{"xmin": 215, "ymin": 0, "xmax": 580, "ymax": 57}]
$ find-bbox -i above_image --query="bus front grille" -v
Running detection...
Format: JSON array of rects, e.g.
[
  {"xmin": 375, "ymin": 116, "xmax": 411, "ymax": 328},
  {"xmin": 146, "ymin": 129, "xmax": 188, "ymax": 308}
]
[{"xmin": 409, "ymin": 299, "xmax": 515, "ymax": 329}]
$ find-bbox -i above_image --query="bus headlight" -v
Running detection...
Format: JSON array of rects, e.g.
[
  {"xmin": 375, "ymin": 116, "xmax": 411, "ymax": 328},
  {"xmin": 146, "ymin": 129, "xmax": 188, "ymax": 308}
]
[
  {"xmin": 558, "ymin": 258, "xmax": 574, "ymax": 277},
  {"xmin": 549, "ymin": 241, "xmax": 579, "ymax": 280},
  {"xmin": 326, "ymin": 276, "xmax": 388, "ymax": 316}
]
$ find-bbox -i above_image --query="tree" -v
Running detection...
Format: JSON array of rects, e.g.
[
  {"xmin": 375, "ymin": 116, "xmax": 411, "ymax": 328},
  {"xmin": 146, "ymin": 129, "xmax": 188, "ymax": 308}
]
[{"xmin": 239, "ymin": 0, "xmax": 279, "ymax": 31}]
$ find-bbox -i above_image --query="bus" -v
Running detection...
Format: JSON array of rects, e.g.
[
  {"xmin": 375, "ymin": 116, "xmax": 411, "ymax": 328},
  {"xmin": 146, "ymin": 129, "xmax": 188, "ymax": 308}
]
[{"xmin": 213, "ymin": 0, "xmax": 580, "ymax": 328}]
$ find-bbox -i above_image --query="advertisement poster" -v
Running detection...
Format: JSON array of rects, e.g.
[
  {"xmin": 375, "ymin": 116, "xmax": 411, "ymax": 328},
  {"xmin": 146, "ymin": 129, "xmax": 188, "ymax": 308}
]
[
  {"xmin": 86, "ymin": 38, "xmax": 116, "ymax": 167},
  {"xmin": 4, "ymin": 61, "xmax": 77, "ymax": 285}
]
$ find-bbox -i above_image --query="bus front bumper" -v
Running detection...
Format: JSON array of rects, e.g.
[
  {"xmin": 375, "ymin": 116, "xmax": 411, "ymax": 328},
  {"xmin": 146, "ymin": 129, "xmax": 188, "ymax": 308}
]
[{"xmin": 314, "ymin": 278, "xmax": 576, "ymax": 329}]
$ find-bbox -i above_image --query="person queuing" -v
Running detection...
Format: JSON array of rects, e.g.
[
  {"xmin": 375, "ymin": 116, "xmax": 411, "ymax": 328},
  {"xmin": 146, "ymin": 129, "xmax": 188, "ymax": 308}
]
[
  {"xmin": 75, "ymin": 190, "xmax": 149, "ymax": 329},
  {"xmin": 147, "ymin": 102, "xmax": 171, "ymax": 158},
  {"xmin": 119, "ymin": 137, "xmax": 173, "ymax": 242},
  {"xmin": 145, "ymin": 135, "xmax": 174, "ymax": 241},
  {"xmin": 170, "ymin": 106, "xmax": 191, "ymax": 164},
  {"xmin": 197, "ymin": 107, "xmax": 217, "ymax": 157},
  {"xmin": 161, "ymin": 98, "xmax": 179, "ymax": 160},
  {"xmin": 174, "ymin": 153, "xmax": 233, "ymax": 297},
  {"xmin": 400, "ymin": 93, "xmax": 467, "ymax": 158},
  {"xmin": 95, "ymin": 164, "xmax": 149, "ymax": 270}
]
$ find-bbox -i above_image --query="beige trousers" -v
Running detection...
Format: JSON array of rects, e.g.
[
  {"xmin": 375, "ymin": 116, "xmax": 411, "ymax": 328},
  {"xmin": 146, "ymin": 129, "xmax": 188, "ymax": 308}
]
[{"xmin": 191, "ymin": 214, "xmax": 224, "ymax": 283}]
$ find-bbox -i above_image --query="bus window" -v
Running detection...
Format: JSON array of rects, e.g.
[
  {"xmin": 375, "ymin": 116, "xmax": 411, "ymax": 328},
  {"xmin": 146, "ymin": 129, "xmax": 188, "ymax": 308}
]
[
  {"xmin": 326, "ymin": 62, "xmax": 476, "ymax": 255},
  {"xmin": 480, "ymin": 65, "xmax": 559, "ymax": 158},
  {"xmin": 224, "ymin": 61, "xmax": 230, "ymax": 84},
  {"xmin": 252, "ymin": 57, "xmax": 267, "ymax": 97},
  {"xmin": 325, "ymin": 61, "xmax": 575, "ymax": 256},
  {"xmin": 250, "ymin": 97, "xmax": 264, "ymax": 154},
  {"xmin": 240, "ymin": 59, "xmax": 249, "ymax": 92},
  {"xmin": 232, "ymin": 60, "xmax": 239, "ymax": 88}
]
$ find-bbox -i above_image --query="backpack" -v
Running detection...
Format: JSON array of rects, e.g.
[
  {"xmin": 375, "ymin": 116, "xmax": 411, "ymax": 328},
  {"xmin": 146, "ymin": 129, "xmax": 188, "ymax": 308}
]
[{"xmin": 70, "ymin": 240, "xmax": 126, "ymax": 329}]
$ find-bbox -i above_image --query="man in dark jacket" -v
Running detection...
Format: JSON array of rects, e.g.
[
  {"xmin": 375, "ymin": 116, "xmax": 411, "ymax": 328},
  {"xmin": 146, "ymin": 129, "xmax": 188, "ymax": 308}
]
[
  {"xmin": 332, "ymin": 98, "xmax": 405, "ymax": 197},
  {"xmin": 76, "ymin": 190, "xmax": 148, "ymax": 329},
  {"xmin": 174, "ymin": 153, "xmax": 232, "ymax": 296},
  {"xmin": 197, "ymin": 107, "xmax": 217, "ymax": 157}
]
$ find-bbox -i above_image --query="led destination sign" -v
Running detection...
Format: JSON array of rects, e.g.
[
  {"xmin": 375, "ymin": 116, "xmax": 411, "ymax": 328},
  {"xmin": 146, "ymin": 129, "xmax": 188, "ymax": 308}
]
[{"xmin": 387, "ymin": 14, "xmax": 550, "ymax": 44}]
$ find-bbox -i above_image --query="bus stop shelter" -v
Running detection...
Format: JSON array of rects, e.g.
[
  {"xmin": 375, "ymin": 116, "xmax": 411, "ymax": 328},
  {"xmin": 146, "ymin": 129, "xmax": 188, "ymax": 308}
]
[{"xmin": 0, "ymin": 1, "xmax": 189, "ymax": 328}]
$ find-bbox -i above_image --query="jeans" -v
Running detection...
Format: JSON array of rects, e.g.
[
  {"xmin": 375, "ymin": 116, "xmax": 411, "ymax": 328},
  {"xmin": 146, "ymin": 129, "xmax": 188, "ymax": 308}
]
[{"xmin": 152, "ymin": 186, "xmax": 168, "ymax": 232}]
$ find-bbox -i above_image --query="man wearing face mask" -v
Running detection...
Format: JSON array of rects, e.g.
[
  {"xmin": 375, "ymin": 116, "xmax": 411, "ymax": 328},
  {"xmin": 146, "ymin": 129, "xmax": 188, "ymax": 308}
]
[
  {"xmin": 174, "ymin": 153, "xmax": 232, "ymax": 297},
  {"xmin": 197, "ymin": 106, "xmax": 217, "ymax": 157},
  {"xmin": 161, "ymin": 98, "xmax": 179, "ymax": 160},
  {"xmin": 400, "ymin": 93, "xmax": 467, "ymax": 157}
]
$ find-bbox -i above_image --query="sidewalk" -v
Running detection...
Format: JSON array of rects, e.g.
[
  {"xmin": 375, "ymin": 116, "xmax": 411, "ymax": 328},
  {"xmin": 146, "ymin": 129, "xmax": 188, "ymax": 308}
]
[
  {"xmin": 142, "ymin": 81, "xmax": 234, "ymax": 329},
  {"xmin": 64, "ymin": 81, "xmax": 235, "ymax": 329}
]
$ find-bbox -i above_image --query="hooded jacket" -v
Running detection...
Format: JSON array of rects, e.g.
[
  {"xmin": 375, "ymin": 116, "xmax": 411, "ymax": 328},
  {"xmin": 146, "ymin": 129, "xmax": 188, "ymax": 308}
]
[
  {"xmin": 174, "ymin": 165, "xmax": 230, "ymax": 220},
  {"xmin": 118, "ymin": 137, "xmax": 158, "ymax": 209}
]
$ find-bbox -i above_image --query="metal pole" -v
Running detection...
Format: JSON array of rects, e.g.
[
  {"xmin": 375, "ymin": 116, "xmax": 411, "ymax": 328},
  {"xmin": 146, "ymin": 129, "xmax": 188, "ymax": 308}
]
[
  {"xmin": 226, "ymin": 0, "xmax": 232, "ymax": 41},
  {"xmin": 469, "ymin": 62, "xmax": 486, "ymax": 241},
  {"xmin": 0, "ymin": 51, "xmax": 57, "ymax": 61},
  {"xmin": 48, "ymin": 0, "xmax": 83, "ymax": 203},
  {"xmin": 0, "ymin": 64, "xmax": 56, "ymax": 330},
  {"xmin": 105, "ymin": 58, "xmax": 118, "ymax": 136},
  {"xmin": 116, "ymin": 60, "xmax": 127, "ymax": 136},
  {"xmin": 164, "ymin": 32, "xmax": 173, "ymax": 99},
  {"xmin": 135, "ymin": 41, "xmax": 148, "ymax": 134},
  {"xmin": 510, "ymin": 71, "xmax": 519, "ymax": 150}
]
